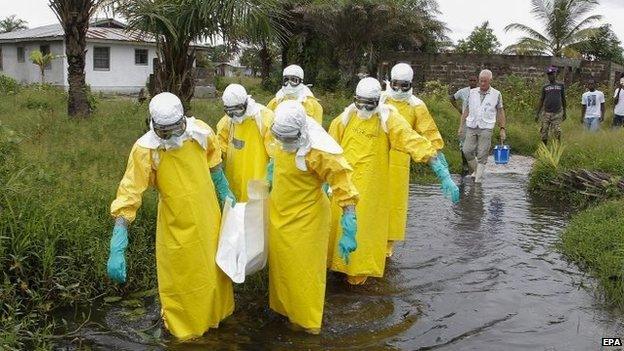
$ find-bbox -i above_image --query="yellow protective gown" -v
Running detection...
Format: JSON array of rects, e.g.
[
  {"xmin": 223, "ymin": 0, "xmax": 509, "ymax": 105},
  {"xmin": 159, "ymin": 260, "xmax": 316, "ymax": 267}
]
[
  {"xmin": 110, "ymin": 122, "xmax": 234, "ymax": 340},
  {"xmin": 267, "ymin": 96, "xmax": 324, "ymax": 125},
  {"xmin": 328, "ymin": 108, "xmax": 436, "ymax": 281},
  {"xmin": 269, "ymin": 148, "xmax": 358, "ymax": 330},
  {"xmin": 216, "ymin": 107, "xmax": 274, "ymax": 201},
  {"xmin": 385, "ymin": 97, "xmax": 445, "ymax": 245}
]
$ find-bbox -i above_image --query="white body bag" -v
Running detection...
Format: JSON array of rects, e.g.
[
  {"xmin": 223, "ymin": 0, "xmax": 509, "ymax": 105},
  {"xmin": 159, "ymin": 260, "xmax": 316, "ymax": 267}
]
[{"xmin": 216, "ymin": 180, "xmax": 269, "ymax": 283}]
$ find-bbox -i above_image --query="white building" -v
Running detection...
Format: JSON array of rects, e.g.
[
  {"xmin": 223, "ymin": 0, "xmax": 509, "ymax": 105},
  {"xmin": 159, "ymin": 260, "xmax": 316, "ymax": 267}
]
[{"xmin": 0, "ymin": 19, "xmax": 157, "ymax": 94}]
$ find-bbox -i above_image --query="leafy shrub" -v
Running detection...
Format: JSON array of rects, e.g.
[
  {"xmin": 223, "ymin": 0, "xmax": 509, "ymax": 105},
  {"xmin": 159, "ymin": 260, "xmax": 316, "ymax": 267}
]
[{"xmin": 0, "ymin": 74, "xmax": 20, "ymax": 94}]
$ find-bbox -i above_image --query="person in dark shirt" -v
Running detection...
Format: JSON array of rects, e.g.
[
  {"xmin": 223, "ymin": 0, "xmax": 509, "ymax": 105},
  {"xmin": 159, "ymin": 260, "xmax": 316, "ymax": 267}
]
[{"xmin": 536, "ymin": 66, "xmax": 566, "ymax": 144}]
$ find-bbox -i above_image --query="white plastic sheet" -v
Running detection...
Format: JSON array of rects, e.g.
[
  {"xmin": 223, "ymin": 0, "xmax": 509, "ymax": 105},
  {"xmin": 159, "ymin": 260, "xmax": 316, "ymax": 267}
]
[{"xmin": 216, "ymin": 180, "xmax": 269, "ymax": 283}]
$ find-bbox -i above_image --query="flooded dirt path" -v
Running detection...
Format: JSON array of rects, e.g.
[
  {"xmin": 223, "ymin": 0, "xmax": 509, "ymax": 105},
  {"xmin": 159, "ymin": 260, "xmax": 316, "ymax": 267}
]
[{"xmin": 59, "ymin": 157, "xmax": 624, "ymax": 350}]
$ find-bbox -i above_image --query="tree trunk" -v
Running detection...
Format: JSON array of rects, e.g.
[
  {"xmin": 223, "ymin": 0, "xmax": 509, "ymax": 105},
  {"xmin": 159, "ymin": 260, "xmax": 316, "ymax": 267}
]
[
  {"xmin": 153, "ymin": 41, "xmax": 196, "ymax": 113},
  {"xmin": 259, "ymin": 43, "xmax": 273, "ymax": 84},
  {"xmin": 63, "ymin": 10, "xmax": 92, "ymax": 118}
]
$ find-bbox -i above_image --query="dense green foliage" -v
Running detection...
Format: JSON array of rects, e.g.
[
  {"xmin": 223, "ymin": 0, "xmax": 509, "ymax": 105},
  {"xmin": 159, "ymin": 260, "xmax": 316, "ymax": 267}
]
[
  {"xmin": 579, "ymin": 24, "xmax": 624, "ymax": 65},
  {"xmin": 455, "ymin": 21, "xmax": 500, "ymax": 54}
]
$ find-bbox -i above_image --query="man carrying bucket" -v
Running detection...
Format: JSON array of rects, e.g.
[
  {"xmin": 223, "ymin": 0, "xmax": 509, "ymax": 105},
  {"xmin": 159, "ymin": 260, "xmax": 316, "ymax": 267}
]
[{"xmin": 459, "ymin": 69, "xmax": 507, "ymax": 183}]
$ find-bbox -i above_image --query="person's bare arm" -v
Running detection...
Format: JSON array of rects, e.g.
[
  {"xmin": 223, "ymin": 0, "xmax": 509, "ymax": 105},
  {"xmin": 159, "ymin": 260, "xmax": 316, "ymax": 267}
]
[
  {"xmin": 581, "ymin": 105, "xmax": 586, "ymax": 124},
  {"xmin": 450, "ymin": 95, "xmax": 462, "ymax": 114},
  {"xmin": 497, "ymin": 108, "xmax": 507, "ymax": 128},
  {"xmin": 497, "ymin": 107, "xmax": 507, "ymax": 143},
  {"xmin": 600, "ymin": 102, "xmax": 606, "ymax": 121},
  {"xmin": 458, "ymin": 106, "xmax": 469, "ymax": 137}
]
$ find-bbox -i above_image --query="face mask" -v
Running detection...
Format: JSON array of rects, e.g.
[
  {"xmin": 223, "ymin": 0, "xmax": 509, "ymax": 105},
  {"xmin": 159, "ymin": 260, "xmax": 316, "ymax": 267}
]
[
  {"xmin": 281, "ymin": 141, "xmax": 301, "ymax": 153},
  {"xmin": 356, "ymin": 109, "xmax": 376, "ymax": 119},
  {"xmin": 389, "ymin": 88, "xmax": 412, "ymax": 101},
  {"xmin": 161, "ymin": 134, "xmax": 185, "ymax": 150},
  {"xmin": 283, "ymin": 83, "xmax": 304, "ymax": 98}
]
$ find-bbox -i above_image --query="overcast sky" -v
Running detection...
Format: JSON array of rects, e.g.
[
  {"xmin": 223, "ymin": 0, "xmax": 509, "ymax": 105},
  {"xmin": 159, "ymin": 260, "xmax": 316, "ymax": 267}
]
[{"xmin": 2, "ymin": 0, "xmax": 623, "ymax": 49}]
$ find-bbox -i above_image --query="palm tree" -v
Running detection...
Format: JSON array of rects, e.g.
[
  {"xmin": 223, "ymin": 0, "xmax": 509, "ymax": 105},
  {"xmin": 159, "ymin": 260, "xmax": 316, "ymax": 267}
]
[
  {"xmin": 0, "ymin": 15, "xmax": 28, "ymax": 33},
  {"xmin": 235, "ymin": 2, "xmax": 287, "ymax": 83},
  {"xmin": 49, "ymin": 0, "xmax": 105, "ymax": 118},
  {"xmin": 504, "ymin": 0, "xmax": 602, "ymax": 57},
  {"xmin": 118, "ymin": 0, "xmax": 281, "ymax": 110},
  {"xmin": 29, "ymin": 50, "xmax": 57, "ymax": 84},
  {"xmin": 302, "ymin": 0, "xmax": 447, "ymax": 85}
]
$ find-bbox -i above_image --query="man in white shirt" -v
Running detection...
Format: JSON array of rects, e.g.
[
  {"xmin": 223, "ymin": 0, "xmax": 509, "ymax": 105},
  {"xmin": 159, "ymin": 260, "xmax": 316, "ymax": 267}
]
[
  {"xmin": 459, "ymin": 69, "xmax": 507, "ymax": 183},
  {"xmin": 613, "ymin": 78, "xmax": 624, "ymax": 128},
  {"xmin": 581, "ymin": 79, "xmax": 605, "ymax": 132}
]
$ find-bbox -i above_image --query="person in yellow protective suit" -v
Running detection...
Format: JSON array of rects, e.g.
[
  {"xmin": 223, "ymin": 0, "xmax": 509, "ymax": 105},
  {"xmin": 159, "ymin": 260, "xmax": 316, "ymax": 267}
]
[
  {"xmin": 267, "ymin": 100, "xmax": 359, "ymax": 333},
  {"xmin": 266, "ymin": 64, "xmax": 324, "ymax": 124},
  {"xmin": 383, "ymin": 63, "xmax": 447, "ymax": 258},
  {"xmin": 216, "ymin": 83, "xmax": 274, "ymax": 202},
  {"xmin": 106, "ymin": 92, "xmax": 236, "ymax": 340},
  {"xmin": 328, "ymin": 78, "xmax": 460, "ymax": 285}
]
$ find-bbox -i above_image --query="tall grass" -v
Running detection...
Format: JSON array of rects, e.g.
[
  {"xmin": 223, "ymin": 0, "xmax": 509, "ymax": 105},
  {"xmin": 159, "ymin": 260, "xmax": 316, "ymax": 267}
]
[
  {"xmin": 529, "ymin": 123, "xmax": 624, "ymax": 202},
  {"xmin": 560, "ymin": 199, "xmax": 624, "ymax": 308}
]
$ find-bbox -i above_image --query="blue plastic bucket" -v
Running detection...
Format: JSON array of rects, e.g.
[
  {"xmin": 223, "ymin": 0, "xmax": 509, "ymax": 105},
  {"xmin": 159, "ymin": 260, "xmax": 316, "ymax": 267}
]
[{"xmin": 493, "ymin": 145, "xmax": 510, "ymax": 164}]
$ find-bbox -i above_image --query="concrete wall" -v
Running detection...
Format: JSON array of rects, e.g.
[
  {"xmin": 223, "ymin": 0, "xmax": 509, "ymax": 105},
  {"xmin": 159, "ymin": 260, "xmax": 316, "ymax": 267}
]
[
  {"xmin": 84, "ymin": 41, "xmax": 158, "ymax": 93},
  {"xmin": 1, "ymin": 40, "xmax": 157, "ymax": 93},
  {"xmin": 0, "ymin": 41, "xmax": 65, "ymax": 86},
  {"xmin": 382, "ymin": 53, "xmax": 624, "ymax": 91}
]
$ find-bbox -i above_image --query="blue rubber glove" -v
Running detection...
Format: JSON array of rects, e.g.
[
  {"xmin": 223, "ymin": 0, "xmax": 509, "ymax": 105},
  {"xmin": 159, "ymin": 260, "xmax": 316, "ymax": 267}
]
[
  {"xmin": 322, "ymin": 183, "xmax": 331, "ymax": 197},
  {"xmin": 339, "ymin": 206, "xmax": 357, "ymax": 264},
  {"xmin": 107, "ymin": 218, "xmax": 128, "ymax": 284},
  {"xmin": 430, "ymin": 155, "xmax": 460, "ymax": 203},
  {"xmin": 266, "ymin": 158, "xmax": 274, "ymax": 190},
  {"xmin": 211, "ymin": 165, "xmax": 236, "ymax": 207},
  {"xmin": 437, "ymin": 151, "xmax": 449, "ymax": 168}
]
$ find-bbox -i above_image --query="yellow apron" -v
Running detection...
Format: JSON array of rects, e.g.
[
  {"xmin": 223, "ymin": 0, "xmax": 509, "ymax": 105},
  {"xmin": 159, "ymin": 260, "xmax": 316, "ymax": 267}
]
[
  {"xmin": 268, "ymin": 148, "xmax": 331, "ymax": 330},
  {"xmin": 386, "ymin": 99, "xmax": 444, "ymax": 242},
  {"xmin": 267, "ymin": 96, "xmax": 324, "ymax": 125},
  {"xmin": 220, "ymin": 117, "xmax": 271, "ymax": 202},
  {"xmin": 155, "ymin": 140, "xmax": 234, "ymax": 339},
  {"xmin": 328, "ymin": 113, "xmax": 390, "ymax": 278}
]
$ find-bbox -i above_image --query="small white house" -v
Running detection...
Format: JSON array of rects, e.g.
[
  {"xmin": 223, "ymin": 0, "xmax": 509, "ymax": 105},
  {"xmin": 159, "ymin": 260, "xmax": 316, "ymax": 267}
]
[{"xmin": 0, "ymin": 19, "xmax": 158, "ymax": 94}]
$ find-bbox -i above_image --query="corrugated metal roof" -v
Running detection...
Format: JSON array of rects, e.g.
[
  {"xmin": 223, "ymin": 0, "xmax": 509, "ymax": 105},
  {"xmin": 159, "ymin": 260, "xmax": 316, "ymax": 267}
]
[{"xmin": 0, "ymin": 23, "xmax": 155, "ymax": 44}]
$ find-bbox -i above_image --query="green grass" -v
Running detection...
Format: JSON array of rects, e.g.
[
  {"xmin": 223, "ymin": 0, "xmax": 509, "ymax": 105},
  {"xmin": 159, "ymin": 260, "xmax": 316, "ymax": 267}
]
[{"xmin": 560, "ymin": 199, "xmax": 624, "ymax": 308}]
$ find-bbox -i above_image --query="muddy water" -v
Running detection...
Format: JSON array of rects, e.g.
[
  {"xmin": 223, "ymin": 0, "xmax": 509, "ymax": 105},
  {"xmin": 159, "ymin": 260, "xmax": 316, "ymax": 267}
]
[{"xmin": 61, "ymin": 163, "xmax": 624, "ymax": 350}]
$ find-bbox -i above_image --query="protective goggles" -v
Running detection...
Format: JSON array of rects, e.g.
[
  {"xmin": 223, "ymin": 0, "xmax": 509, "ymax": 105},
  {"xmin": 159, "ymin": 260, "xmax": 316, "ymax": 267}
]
[
  {"xmin": 224, "ymin": 102, "xmax": 247, "ymax": 118},
  {"xmin": 282, "ymin": 75, "xmax": 303, "ymax": 87},
  {"xmin": 152, "ymin": 116, "xmax": 186, "ymax": 140},
  {"xmin": 353, "ymin": 96, "xmax": 379, "ymax": 111},
  {"xmin": 390, "ymin": 80, "xmax": 412, "ymax": 92},
  {"xmin": 272, "ymin": 129, "xmax": 301, "ymax": 145}
]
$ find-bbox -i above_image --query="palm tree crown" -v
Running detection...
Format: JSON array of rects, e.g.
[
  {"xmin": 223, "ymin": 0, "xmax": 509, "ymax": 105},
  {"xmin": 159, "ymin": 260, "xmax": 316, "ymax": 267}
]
[{"xmin": 504, "ymin": 0, "xmax": 602, "ymax": 57}]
